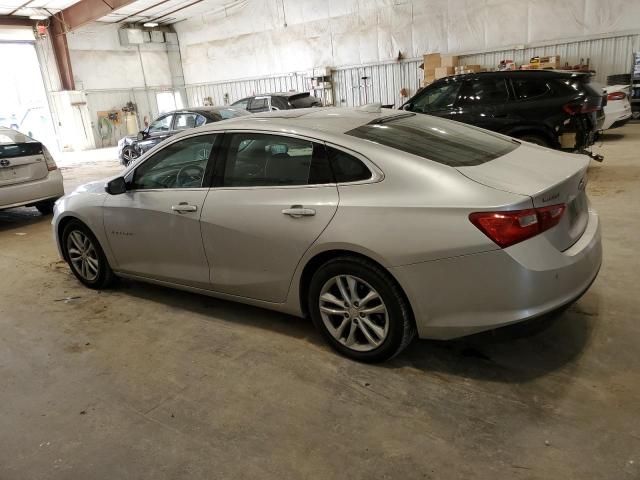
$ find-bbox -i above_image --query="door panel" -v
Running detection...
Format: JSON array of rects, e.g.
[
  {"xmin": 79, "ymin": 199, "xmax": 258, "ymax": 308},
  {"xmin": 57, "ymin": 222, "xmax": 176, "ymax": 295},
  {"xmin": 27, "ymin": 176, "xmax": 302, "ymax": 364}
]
[
  {"xmin": 200, "ymin": 186, "xmax": 338, "ymax": 302},
  {"xmin": 103, "ymin": 133, "xmax": 217, "ymax": 287},
  {"xmin": 103, "ymin": 189, "xmax": 210, "ymax": 287}
]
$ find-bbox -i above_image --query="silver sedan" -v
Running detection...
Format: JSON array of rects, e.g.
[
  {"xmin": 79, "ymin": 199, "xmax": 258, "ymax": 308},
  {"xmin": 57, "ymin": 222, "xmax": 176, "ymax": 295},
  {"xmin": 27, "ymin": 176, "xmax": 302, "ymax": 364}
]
[{"xmin": 52, "ymin": 107, "xmax": 602, "ymax": 362}]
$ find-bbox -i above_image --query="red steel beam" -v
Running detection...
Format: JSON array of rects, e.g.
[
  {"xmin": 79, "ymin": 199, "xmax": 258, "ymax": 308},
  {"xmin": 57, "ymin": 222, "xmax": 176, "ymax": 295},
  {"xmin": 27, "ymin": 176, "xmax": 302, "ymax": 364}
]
[
  {"xmin": 48, "ymin": 0, "xmax": 136, "ymax": 90},
  {"xmin": 0, "ymin": 15, "xmax": 35, "ymax": 26}
]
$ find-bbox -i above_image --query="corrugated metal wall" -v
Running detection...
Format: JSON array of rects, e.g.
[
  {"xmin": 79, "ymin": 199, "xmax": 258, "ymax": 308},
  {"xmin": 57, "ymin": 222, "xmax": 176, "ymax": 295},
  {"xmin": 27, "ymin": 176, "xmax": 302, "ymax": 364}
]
[
  {"xmin": 182, "ymin": 33, "xmax": 640, "ymax": 112},
  {"xmin": 459, "ymin": 34, "xmax": 640, "ymax": 85},
  {"xmin": 185, "ymin": 74, "xmax": 310, "ymax": 107}
]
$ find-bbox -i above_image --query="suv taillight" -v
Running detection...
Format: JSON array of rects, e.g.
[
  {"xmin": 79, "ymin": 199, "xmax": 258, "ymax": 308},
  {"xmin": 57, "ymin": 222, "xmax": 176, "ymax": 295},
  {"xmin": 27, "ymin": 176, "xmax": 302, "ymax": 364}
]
[
  {"xmin": 563, "ymin": 102, "xmax": 600, "ymax": 115},
  {"xmin": 42, "ymin": 147, "xmax": 57, "ymax": 171},
  {"xmin": 469, "ymin": 204, "xmax": 566, "ymax": 248},
  {"xmin": 607, "ymin": 91, "xmax": 626, "ymax": 101}
]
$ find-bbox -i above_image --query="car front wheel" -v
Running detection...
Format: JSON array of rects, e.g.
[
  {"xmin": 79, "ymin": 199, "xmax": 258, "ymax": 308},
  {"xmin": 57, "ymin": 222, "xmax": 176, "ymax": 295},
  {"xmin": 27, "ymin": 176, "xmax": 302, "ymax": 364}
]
[
  {"xmin": 308, "ymin": 257, "xmax": 416, "ymax": 362},
  {"xmin": 121, "ymin": 146, "xmax": 139, "ymax": 166},
  {"xmin": 62, "ymin": 220, "xmax": 115, "ymax": 289}
]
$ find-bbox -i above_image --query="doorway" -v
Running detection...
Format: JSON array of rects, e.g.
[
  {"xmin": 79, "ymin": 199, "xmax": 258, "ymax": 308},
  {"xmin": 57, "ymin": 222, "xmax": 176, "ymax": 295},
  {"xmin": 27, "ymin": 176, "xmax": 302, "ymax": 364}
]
[{"xmin": 0, "ymin": 42, "xmax": 56, "ymax": 151}]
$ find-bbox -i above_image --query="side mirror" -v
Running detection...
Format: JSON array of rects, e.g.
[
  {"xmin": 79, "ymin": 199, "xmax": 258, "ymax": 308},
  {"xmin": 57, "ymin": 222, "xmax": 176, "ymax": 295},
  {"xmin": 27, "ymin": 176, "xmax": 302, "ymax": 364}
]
[
  {"xmin": 137, "ymin": 131, "xmax": 145, "ymax": 141},
  {"xmin": 402, "ymin": 103, "xmax": 413, "ymax": 111},
  {"xmin": 105, "ymin": 177, "xmax": 127, "ymax": 195}
]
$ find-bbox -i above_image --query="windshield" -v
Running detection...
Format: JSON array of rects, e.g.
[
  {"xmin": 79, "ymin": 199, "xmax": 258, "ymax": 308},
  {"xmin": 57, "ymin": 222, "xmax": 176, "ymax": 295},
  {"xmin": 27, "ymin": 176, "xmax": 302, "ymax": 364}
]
[{"xmin": 346, "ymin": 114, "xmax": 518, "ymax": 167}]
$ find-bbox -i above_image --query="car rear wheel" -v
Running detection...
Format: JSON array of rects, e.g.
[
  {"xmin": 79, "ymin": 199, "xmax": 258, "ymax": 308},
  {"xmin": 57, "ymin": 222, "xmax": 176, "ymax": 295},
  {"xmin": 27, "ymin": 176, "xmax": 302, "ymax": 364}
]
[
  {"xmin": 516, "ymin": 134, "xmax": 551, "ymax": 148},
  {"xmin": 62, "ymin": 220, "xmax": 115, "ymax": 289},
  {"xmin": 35, "ymin": 200, "xmax": 56, "ymax": 215},
  {"xmin": 308, "ymin": 257, "xmax": 415, "ymax": 362}
]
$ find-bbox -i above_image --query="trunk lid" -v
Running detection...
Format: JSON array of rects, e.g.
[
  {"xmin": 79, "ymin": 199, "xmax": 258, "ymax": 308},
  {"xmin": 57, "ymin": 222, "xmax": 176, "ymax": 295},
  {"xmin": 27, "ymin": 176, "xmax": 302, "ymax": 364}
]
[
  {"xmin": 0, "ymin": 140, "xmax": 49, "ymax": 187},
  {"xmin": 457, "ymin": 143, "xmax": 590, "ymax": 251}
]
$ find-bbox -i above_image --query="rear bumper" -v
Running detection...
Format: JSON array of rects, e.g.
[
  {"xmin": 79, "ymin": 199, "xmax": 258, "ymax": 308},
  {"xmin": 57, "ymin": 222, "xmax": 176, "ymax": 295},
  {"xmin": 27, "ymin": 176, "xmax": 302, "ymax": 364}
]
[
  {"xmin": 0, "ymin": 169, "xmax": 64, "ymax": 210},
  {"xmin": 392, "ymin": 209, "xmax": 602, "ymax": 340},
  {"xmin": 607, "ymin": 115, "xmax": 632, "ymax": 130}
]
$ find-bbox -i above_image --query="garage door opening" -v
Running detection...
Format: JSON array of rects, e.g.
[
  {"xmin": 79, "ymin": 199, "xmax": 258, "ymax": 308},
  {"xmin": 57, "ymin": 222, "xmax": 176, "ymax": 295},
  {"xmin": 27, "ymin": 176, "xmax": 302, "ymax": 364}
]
[{"xmin": 0, "ymin": 42, "xmax": 56, "ymax": 152}]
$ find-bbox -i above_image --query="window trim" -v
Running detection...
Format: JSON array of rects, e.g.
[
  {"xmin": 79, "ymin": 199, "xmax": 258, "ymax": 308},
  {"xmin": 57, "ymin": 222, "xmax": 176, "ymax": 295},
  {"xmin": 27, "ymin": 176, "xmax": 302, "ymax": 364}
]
[
  {"xmin": 124, "ymin": 132, "xmax": 221, "ymax": 193},
  {"xmin": 323, "ymin": 141, "xmax": 383, "ymax": 185},
  {"xmin": 509, "ymin": 78, "xmax": 554, "ymax": 101},
  {"xmin": 148, "ymin": 114, "xmax": 174, "ymax": 134},
  {"xmin": 453, "ymin": 78, "xmax": 510, "ymax": 107},
  {"xmin": 211, "ymin": 130, "xmax": 362, "ymax": 191}
]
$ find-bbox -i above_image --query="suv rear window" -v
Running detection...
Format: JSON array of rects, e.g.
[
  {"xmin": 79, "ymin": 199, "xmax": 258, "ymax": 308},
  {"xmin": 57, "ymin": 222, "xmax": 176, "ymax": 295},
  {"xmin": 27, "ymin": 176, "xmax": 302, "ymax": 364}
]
[
  {"xmin": 346, "ymin": 114, "xmax": 518, "ymax": 167},
  {"xmin": 513, "ymin": 79, "xmax": 552, "ymax": 100}
]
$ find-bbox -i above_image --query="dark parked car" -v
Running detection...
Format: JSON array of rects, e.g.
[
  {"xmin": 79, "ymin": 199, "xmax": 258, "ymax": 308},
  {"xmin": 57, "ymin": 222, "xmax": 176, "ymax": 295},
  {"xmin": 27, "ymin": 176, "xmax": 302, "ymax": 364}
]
[
  {"xmin": 231, "ymin": 92, "xmax": 322, "ymax": 113},
  {"xmin": 401, "ymin": 70, "xmax": 605, "ymax": 153},
  {"xmin": 118, "ymin": 106, "xmax": 249, "ymax": 165}
]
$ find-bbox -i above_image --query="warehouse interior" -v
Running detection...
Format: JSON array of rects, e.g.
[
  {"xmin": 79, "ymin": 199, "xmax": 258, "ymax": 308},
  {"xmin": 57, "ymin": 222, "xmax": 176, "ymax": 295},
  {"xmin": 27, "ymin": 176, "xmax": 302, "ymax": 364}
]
[{"xmin": 1, "ymin": 1, "xmax": 640, "ymax": 478}]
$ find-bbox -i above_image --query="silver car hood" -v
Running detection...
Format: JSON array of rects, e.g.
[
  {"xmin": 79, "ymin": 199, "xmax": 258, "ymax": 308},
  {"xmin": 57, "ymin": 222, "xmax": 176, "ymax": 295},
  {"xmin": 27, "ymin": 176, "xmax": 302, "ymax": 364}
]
[{"xmin": 456, "ymin": 143, "xmax": 590, "ymax": 204}]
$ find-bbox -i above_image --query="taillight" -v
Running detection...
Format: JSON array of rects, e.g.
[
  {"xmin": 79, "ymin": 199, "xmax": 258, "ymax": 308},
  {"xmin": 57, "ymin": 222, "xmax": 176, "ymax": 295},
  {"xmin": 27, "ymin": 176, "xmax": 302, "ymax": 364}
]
[
  {"xmin": 607, "ymin": 91, "xmax": 626, "ymax": 101},
  {"xmin": 469, "ymin": 204, "xmax": 566, "ymax": 248},
  {"xmin": 562, "ymin": 102, "xmax": 600, "ymax": 115},
  {"xmin": 42, "ymin": 147, "xmax": 57, "ymax": 171}
]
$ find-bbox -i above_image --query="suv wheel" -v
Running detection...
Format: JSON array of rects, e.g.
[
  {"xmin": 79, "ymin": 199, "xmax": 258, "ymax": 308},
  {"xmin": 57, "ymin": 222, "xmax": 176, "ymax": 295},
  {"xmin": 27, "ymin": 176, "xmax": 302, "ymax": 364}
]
[
  {"xmin": 308, "ymin": 256, "xmax": 416, "ymax": 362},
  {"xmin": 62, "ymin": 220, "xmax": 115, "ymax": 289}
]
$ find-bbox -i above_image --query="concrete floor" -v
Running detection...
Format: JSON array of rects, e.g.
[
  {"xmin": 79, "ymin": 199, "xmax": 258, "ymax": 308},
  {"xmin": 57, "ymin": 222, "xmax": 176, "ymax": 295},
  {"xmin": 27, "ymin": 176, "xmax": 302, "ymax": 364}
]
[{"xmin": 1, "ymin": 129, "xmax": 639, "ymax": 480}]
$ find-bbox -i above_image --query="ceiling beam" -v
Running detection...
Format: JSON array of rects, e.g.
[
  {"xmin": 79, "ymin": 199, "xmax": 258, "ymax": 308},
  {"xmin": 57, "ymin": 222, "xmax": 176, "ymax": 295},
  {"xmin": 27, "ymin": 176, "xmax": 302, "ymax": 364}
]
[
  {"xmin": 8, "ymin": 0, "xmax": 35, "ymax": 16},
  {"xmin": 116, "ymin": 0, "xmax": 173, "ymax": 23},
  {"xmin": 52, "ymin": 0, "xmax": 137, "ymax": 32},
  {"xmin": 0, "ymin": 15, "xmax": 34, "ymax": 26},
  {"xmin": 147, "ymin": 0, "xmax": 203, "ymax": 23},
  {"xmin": 48, "ymin": 0, "xmax": 136, "ymax": 90}
]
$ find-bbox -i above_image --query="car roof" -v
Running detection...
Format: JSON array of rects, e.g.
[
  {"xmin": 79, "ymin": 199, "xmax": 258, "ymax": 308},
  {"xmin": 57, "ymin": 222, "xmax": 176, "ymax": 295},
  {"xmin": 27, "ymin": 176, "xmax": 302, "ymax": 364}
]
[
  {"xmin": 193, "ymin": 106, "xmax": 406, "ymax": 137},
  {"xmin": 433, "ymin": 69, "xmax": 591, "ymax": 83},
  {"xmin": 173, "ymin": 106, "xmax": 244, "ymax": 115}
]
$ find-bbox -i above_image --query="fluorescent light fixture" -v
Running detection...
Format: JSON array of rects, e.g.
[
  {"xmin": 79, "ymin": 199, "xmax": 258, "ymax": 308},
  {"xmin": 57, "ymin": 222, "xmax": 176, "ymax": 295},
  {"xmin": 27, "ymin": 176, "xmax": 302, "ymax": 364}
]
[
  {"xmin": 143, "ymin": 22, "xmax": 158, "ymax": 27},
  {"xmin": 30, "ymin": 14, "xmax": 48, "ymax": 20}
]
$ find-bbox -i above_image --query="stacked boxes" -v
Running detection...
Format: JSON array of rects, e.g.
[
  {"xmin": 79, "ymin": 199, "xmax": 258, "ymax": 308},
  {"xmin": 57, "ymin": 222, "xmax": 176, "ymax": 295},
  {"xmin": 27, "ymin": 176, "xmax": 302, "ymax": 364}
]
[
  {"xmin": 454, "ymin": 64, "xmax": 482, "ymax": 74},
  {"xmin": 520, "ymin": 55, "xmax": 561, "ymax": 70},
  {"xmin": 422, "ymin": 54, "xmax": 459, "ymax": 84}
]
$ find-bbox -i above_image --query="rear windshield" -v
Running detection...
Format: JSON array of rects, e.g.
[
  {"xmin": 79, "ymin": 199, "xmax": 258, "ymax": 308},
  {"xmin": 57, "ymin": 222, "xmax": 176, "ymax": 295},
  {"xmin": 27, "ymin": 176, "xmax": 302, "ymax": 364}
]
[
  {"xmin": 289, "ymin": 94, "xmax": 322, "ymax": 108},
  {"xmin": 346, "ymin": 114, "xmax": 518, "ymax": 167},
  {"xmin": 0, "ymin": 129, "xmax": 42, "ymax": 159},
  {"xmin": 0, "ymin": 129, "xmax": 36, "ymax": 145}
]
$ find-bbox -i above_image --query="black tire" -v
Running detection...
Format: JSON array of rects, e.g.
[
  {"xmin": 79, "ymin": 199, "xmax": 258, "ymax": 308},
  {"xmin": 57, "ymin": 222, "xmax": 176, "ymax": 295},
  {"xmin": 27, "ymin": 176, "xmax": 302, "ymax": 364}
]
[
  {"xmin": 516, "ymin": 134, "xmax": 551, "ymax": 148},
  {"xmin": 308, "ymin": 256, "xmax": 416, "ymax": 363},
  {"xmin": 61, "ymin": 220, "xmax": 115, "ymax": 289},
  {"xmin": 121, "ymin": 146, "xmax": 139, "ymax": 167},
  {"xmin": 35, "ymin": 200, "xmax": 56, "ymax": 215}
]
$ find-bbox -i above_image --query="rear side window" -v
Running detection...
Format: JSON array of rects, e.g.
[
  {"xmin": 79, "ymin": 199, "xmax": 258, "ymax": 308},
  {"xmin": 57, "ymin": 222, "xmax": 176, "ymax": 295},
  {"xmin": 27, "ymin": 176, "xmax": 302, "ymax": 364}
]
[
  {"xmin": 289, "ymin": 94, "xmax": 322, "ymax": 108},
  {"xmin": 457, "ymin": 78, "xmax": 509, "ymax": 105},
  {"xmin": 232, "ymin": 98, "xmax": 249, "ymax": 110},
  {"xmin": 513, "ymin": 79, "xmax": 552, "ymax": 100},
  {"xmin": 346, "ymin": 114, "xmax": 518, "ymax": 167},
  {"xmin": 248, "ymin": 98, "xmax": 268, "ymax": 112},
  {"xmin": 222, "ymin": 133, "xmax": 332, "ymax": 187},
  {"xmin": 327, "ymin": 147, "xmax": 372, "ymax": 182}
]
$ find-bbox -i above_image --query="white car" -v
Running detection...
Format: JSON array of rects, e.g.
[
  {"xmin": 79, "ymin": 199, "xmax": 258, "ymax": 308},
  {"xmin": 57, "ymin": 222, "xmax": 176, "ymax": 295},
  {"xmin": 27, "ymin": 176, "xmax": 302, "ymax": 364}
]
[
  {"xmin": 0, "ymin": 127, "xmax": 64, "ymax": 214},
  {"xmin": 602, "ymin": 85, "xmax": 632, "ymax": 130}
]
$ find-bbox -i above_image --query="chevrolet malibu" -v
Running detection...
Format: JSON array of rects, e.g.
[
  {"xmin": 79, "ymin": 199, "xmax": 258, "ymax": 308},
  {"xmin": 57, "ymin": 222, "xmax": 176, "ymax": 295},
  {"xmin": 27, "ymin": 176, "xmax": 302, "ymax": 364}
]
[{"xmin": 52, "ymin": 107, "xmax": 602, "ymax": 362}]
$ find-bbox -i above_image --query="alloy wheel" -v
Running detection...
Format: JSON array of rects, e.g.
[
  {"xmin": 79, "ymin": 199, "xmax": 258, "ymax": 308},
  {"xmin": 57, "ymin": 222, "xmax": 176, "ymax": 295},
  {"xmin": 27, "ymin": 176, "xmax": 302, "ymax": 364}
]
[
  {"xmin": 318, "ymin": 275, "xmax": 389, "ymax": 352},
  {"xmin": 66, "ymin": 230, "xmax": 100, "ymax": 282}
]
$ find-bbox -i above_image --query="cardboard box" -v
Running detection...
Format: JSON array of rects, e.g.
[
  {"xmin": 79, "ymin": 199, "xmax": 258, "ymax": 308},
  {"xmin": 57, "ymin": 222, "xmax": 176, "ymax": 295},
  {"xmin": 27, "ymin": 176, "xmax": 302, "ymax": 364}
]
[
  {"xmin": 435, "ymin": 66, "xmax": 455, "ymax": 79},
  {"xmin": 441, "ymin": 55, "xmax": 459, "ymax": 68},
  {"xmin": 423, "ymin": 53, "xmax": 441, "ymax": 69}
]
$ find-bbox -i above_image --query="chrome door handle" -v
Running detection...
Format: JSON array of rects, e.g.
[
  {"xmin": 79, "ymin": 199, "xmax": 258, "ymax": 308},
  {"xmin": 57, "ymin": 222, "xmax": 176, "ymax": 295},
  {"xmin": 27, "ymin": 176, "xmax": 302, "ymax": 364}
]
[
  {"xmin": 172, "ymin": 203, "xmax": 198, "ymax": 213},
  {"xmin": 282, "ymin": 205, "xmax": 316, "ymax": 218}
]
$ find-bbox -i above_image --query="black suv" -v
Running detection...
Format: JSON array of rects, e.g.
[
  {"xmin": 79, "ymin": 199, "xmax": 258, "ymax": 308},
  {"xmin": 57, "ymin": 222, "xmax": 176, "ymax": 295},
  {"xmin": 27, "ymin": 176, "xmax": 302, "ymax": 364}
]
[
  {"xmin": 402, "ymin": 70, "xmax": 605, "ymax": 152},
  {"xmin": 117, "ymin": 106, "xmax": 249, "ymax": 166},
  {"xmin": 232, "ymin": 92, "xmax": 322, "ymax": 113}
]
